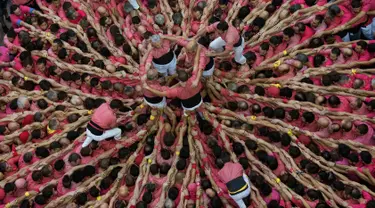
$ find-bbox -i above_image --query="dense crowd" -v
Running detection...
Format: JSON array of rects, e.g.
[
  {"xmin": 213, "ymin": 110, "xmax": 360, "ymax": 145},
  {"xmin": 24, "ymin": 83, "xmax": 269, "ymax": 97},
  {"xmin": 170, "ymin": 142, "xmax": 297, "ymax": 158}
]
[{"xmin": 0, "ymin": 0, "xmax": 375, "ymax": 207}]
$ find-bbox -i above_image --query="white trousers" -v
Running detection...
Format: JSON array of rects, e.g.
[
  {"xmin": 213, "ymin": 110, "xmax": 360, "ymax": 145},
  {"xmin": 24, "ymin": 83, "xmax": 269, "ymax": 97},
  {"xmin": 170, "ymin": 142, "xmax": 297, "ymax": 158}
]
[
  {"xmin": 182, "ymin": 98, "xmax": 202, "ymax": 112},
  {"xmin": 229, "ymin": 174, "xmax": 251, "ymax": 208},
  {"xmin": 209, "ymin": 37, "xmax": 246, "ymax": 65},
  {"xmin": 152, "ymin": 54, "xmax": 177, "ymax": 76},
  {"xmin": 202, "ymin": 63, "xmax": 215, "ymax": 77},
  {"xmin": 144, "ymin": 97, "xmax": 167, "ymax": 109},
  {"xmin": 128, "ymin": 0, "xmax": 140, "ymax": 9},
  {"xmin": 82, "ymin": 127, "xmax": 122, "ymax": 147},
  {"xmin": 362, "ymin": 17, "xmax": 375, "ymax": 40}
]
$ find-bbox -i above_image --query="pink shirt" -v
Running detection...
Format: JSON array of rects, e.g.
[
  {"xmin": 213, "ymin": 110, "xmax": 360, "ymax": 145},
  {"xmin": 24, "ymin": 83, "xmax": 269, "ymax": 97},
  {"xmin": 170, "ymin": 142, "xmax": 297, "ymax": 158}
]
[
  {"xmin": 0, "ymin": 47, "xmax": 10, "ymax": 62},
  {"xmin": 288, "ymin": 34, "xmax": 301, "ymax": 48},
  {"xmin": 353, "ymin": 122, "xmax": 375, "ymax": 145},
  {"xmin": 206, "ymin": 22, "xmax": 240, "ymax": 50},
  {"xmin": 90, "ymin": 103, "xmax": 116, "ymax": 129},
  {"xmin": 10, "ymin": 6, "xmax": 33, "ymax": 27},
  {"xmin": 18, "ymin": 153, "xmax": 39, "ymax": 169},
  {"xmin": 264, "ymin": 188, "xmax": 280, "ymax": 204},
  {"xmin": 327, "ymin": 96, "xmax": 351, "ymax": 113},
  {"xmin": 272, "ymin": 153, "xmax": 285, "ymax": 176},
  {"xmin": 362, "ymin": 0, "xmax": 375, "ymax": 12},
  {"xmin": 26, "ymin": 174, "xmax": 43, "ymax": 192},
  {"xmin": 146, "ymin": 40, "xmax": 172, "ymax": 64},
  {"xmin": 218, "ymin": 162, "xmax": 243, "ymax": 184},
  {"xmin": 300, "ymin": 25, "xmax": 314, "ymax": 43},
  {"xmin": 165, "ymin": 69, "xmax": 202, "ymax": 100}
]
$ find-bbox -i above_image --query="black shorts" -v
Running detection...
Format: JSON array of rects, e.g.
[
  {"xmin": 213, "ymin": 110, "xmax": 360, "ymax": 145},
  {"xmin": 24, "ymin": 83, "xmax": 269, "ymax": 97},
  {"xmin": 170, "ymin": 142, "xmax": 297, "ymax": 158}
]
[{"xmin": 181, "ymin": 92, "xmax": 202, "ymax": 109}]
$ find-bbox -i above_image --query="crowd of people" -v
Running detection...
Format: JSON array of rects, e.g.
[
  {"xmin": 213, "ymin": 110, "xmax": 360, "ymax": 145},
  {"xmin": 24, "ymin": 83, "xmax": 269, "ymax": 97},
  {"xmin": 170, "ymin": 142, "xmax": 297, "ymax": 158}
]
[{"xmin": 0, "ymin": 0, "xmax": 375, "ymax": 207}]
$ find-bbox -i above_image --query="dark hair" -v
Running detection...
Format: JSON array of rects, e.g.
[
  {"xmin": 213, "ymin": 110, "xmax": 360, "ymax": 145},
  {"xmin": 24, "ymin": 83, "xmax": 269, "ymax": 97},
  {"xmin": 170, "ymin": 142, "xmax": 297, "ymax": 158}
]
[
  {"xmin": 160, "ymin": 164, "xmax": 171, "ymax": 175},
  {"xmin": 32, "ymin": 170, "xmax": 43, "ymax": 181},
  {"xmin": 357, "ymin": 40, "xmax": 368, "ymax": 50},
  {"xmin": 150, "ymin": 164, "xmax": 159, "ymax": 175},
  {"xmin": 62, "ymin": 175, "xmax": 72, "ymax": 188},
  {"xmin": 283, "ymin": 27, "xmax": 295, "ymax": 37},
  {"xmin": 269, "ymin": 36, "xmax": 282, "ymax": 46},
  {"xmin": 245, "ymin": 139, "xmax": 258, "ymax": 150},
  {"xmin": 267, "ymin": 156, "xmax": 278, "ymax": 170},
  {"xmin": 254, "ymin": 86, "xmax": 265, "ymax": 96},
  {"xmin": 232, "ymin": 142, "xmax": 245, "ymax": 155},
  {"xmin": 4, "ymin": 182, "xmax": 15, "ymax": 193},
  {"xmin": 72, "ymin": 169, "xmax": 85, "ymax": 183},
  {"xmin": 142, "ymin": 191, "xmax": 153, "ymax": 204},
  {"xmin": 75, "ymin": 192, "xmax": 87, "ymax": 205},
  {"xmin": 57, "ymin": 48, "xmax": 68, "ymax": 59},
  {"xmin": 35, "ymin": 195, "xmax": 46, "ymax": 205},
  {"xmin": 54, "ymin": 159, "xmax": 65, "ymax": 171},
  {"xmin": 163, "ymin": 132, "xmax": 175, "ymax": 146},
  {"xmin": 35, "ymin": 147, "xmax": 50, "ymax": 158},
  {"xmin": 313, "ymin": 54, "xmax": 325, "ymax": 67},
  {"xmin": 89, "ymin": 186, "xmax": 100, "ymax": 198},
  {"xmin": 357, "ymin": 124, "xmax": 369, "ymax": 135},
  {"xmin": 217, "ymin": 21, "xmax": 229, "ymax": 31},
  {"xmin": 68, "ymin": 153, "xmax": 81, "ymax": 164},
  {"xmin": 130, "ymin": 164, "xmax": 140, "ymax": 177},
  {"xmin": 338, "ymin": 143, "xmax": 351, "ymax": 158},
  {"xmin": 252, "ymin": 17, "xmax": 265, "ymax": 29},
  {"xmin": 360, "ymin": 151, "xmax": 372, "ymax": 164},
  {"xmin": 263, "ymin": 106, "xmax": 274, "ymax": 118},
  {"xmin": 110, "ymin": 99, "xmax": 123, "ymax": 109}
]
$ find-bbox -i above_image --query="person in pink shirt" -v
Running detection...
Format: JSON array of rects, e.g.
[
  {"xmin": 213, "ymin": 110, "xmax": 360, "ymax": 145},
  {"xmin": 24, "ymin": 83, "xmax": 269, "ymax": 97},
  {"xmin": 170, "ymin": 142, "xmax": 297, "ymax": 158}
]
[
  {"xmin": 145, "ymin": 35, "xmax": 177, "ymax": 76},
  {"xmin": 144, "ymin": 68, "xmax": 203, "ymax": 112},
  {"xmin": 3, "ymin": 182, "xmax": 17, "ymax": 204},
  {"xmin": 52, "ymin": 159, "xmax": 66, "ymax": 179},
  {"xmin": 57, "ymin": 175, "xmax": 72, "ymax": 196},
  {"xmin": 90, "ymin": 77, "xmax": 103, "ymax": 96},
  {"xmin": 9, "ymin": 5, "xmax": 38, "ymax": 27},
  {"xmin": 0, "ymin": 155, "xmax": 19, "ymax": 177},
  {"xmin": 293, "ymin": 22, "xmax": 314, "ymax": 43},
  {"xmin": 353, "ymin": 41, "xmax": 371, "ymax": 61},
  {"xmin": 313, "ymin": 53, "xmax": 333, "ymax": 67},
  {"xmin": 142, "ymin": 68, "xmax": 168, "ymax": 109},
  {"xmin": 321, "ymin": 47, "xmax": 346, "ymax": 64},
  {"xmin": 352, "ymin": 122, "xmax": 375, "ymax": 146},
  {"xmin": 82, "ymin": 100, "xmax": 123, "ymax": 147},
  {"xmin": 327, "ymin": 95, "xmax": 352, "ymax": 113},
  {"xmin": 196, "ymin": 20, "xmax": 246, "ymax": 65},
  {"xmin": 262, "ymin": 185, "xmax": 280, "ymax": 204},
  {"xmin": 217, "ymin": 162, "xmax": 251, "ymax": 208},
  {"xmin": 18, "ymin": 151, "xmax": 39, "ymax": 169},
  {"xmin": 325, "ymin": 5, "xmax": 353, "ymax": 31},
  {"xmin": 26, "ymin": 170, "xmax": 44, "ymax": 192},
  {"xmin": 343, "ymin": 48, "xmax": 359, "ymax": 63}
]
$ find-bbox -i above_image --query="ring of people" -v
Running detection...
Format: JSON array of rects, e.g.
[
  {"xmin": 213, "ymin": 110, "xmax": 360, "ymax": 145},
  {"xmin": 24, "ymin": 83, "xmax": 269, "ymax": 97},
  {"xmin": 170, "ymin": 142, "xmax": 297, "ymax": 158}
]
[{"xmin": 0, "ymin": 0, "xmax": 375, "ymax": 207}]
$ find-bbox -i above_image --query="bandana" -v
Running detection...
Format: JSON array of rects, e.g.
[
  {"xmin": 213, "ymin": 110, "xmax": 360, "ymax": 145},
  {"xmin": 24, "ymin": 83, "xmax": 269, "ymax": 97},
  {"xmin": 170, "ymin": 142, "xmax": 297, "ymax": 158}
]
[{"xmin": 47, "ymin": 125, "xmax": 56, "ymax": 135}]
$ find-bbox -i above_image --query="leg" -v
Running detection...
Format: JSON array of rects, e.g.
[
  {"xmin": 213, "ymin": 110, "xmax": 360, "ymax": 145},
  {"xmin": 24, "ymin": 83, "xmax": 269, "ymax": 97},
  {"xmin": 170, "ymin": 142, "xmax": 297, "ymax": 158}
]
[
  {"xmin": 168, "ymin": 55, "xmax": 177, "ymax": 76},
  {"xmin": 82, "ymin": 136, "xmax": 94, "ymax": 148},
  {"xmin": 234, "ymin": 38, "xmax": 246, "ymax": 65},
  {"xmin": 100, "ymin": 128, "xmax": 122, "ymax": 140},
  {"xmin": 129, "ymin": 0, "xmax": 140, "ymax": 9},
  {"xmin": 82, "ymin": 128, "xmax": 95, "ymax": 147},
  {"xmin": 86, "ymin": 127, "xmax": 122, "ymax": 146},
  {"xmin": 209, "ymin": 37, "xmax": 226, "ymax": 52}
]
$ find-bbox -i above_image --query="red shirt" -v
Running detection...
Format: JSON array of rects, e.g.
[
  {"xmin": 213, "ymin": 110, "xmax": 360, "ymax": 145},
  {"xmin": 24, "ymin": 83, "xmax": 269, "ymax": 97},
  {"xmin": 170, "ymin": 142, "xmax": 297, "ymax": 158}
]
[
  {"xmin": 362, "ymin": 0, "xmax": 375, "ymax": 12},
  {"xmin": 300, "ymin": 25, "xmax": 314, "ymax": 43},
  {"xmin": 165, "ymin": 69, "xmax": 202, "ymax": 100},
  {"xmin": 10, "ymin": 6, "xmax": 33, "ymax": 27},
  {"xmin": 68, "ymin": 10, "xmax": 86, "ymax": 24},
  {"xmin": 146, "ymin": 40, "xmax": 172, "ymax": 64},
  {"xmin": 91, "ymin": 103, "xmax": 117, "ymax": 129},
  {"xmin": 206, "ymin": 22, "xmax": 240, "ymax": 51},
  {"xmin": 218, "ymin": 162, "xmax": 243, "ymax": 184}
]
